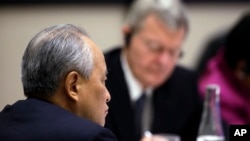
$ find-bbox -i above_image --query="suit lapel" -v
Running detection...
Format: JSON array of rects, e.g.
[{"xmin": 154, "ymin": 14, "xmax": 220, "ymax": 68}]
[{"xmin": 105, "ymin": 48, "xmax": 136, "ymax": 141}]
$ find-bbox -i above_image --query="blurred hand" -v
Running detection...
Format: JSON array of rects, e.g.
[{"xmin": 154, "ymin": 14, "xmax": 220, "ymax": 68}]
[
  {"xmin": 140, "ymin": 133, "xmax": 180, "ymax": 141},
  {"xmin": 140, "ymin": 136, "xmax": 152, "ymax": 141}
]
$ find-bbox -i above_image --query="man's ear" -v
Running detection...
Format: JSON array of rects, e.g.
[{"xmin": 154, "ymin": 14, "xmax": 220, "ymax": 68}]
[
  {"xmin": 64, "ymin": 71, "xmax": 82, "ymax": 102},
  {"xmin": 122, "ymin": 24, "xmax": 132, "ymax": 36},
  {"xmin": 122, "ymin": 24, "xmax": 134, "ymax": 47}
]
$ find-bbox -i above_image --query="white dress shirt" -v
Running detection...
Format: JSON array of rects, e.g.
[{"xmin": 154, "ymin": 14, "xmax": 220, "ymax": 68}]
[{"xmin": 120, "ymin": 50, "xmax": 153, "ymax": 134}]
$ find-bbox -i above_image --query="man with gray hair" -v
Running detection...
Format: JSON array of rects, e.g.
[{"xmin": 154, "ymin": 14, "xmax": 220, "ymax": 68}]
[
  {"xmin": 104, "ymin": 0, "xmax": 202, "ymax": 141},
  {"xmin": 0, "ymin": 24, "xmax": 117, "ymax": 141}
]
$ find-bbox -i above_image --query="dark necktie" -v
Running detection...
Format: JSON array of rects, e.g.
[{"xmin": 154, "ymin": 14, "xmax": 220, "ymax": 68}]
[{"xmin": 134, "ymin": 93, "xmax": 146, "ymax": 140}]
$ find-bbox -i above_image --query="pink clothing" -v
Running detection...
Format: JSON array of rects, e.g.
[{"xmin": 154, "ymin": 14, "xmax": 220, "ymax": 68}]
[{"xmin": 198, "ymin": 48, "xmax": 250, "ymax": 124}]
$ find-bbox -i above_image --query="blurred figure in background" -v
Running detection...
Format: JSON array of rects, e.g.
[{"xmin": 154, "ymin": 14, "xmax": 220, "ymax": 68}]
[
  {"xmin": 0, "ymin": 24, "xmax": 117, "ymax": 141},
  {"xmin": 197, "ymin": 11, "xmax": 250, "ymax": 141},
  {"xmin": 104, "ymin": 0, "xmax": 202, "ymax": 141},
  {"xmin": 195, "ymin": 32, "xmax": 226, "ymax": 76}
]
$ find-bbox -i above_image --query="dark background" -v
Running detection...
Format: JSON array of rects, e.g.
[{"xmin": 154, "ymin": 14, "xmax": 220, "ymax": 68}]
[{"xmin": 1, "ymin": 0, "xmax": 250, "ymax": 5}]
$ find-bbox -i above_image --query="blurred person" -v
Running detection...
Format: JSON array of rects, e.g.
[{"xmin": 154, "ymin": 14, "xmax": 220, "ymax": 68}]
[
  {"xmin": 197, "ymin": 12, "xmax": 250, "ymax": 141},
  {"xmin": 0, "ymin": 24, "xmax": 117, "ymax": 141},
  {"xmin": 104, "ymin": 0, "xmax": 202, "ymax": 141},
  {"xmin": 195, "ymin": 32, "xmax": 226, "ymax": 76}
]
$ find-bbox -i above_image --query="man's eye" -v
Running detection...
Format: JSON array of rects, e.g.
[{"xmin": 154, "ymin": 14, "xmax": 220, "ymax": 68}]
[
  {"xmin": 144, "ymin": 40, "xmax": 162, "ymax": 52},
  {"xmin": 148, "ymin": 44, "xmax": 164, "ymax": 53}
]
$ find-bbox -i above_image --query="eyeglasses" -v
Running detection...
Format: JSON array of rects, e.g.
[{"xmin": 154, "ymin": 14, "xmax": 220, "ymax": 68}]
[{"xmin": 137, "ymin": 34, "xmax": 183, "ymax": 58}]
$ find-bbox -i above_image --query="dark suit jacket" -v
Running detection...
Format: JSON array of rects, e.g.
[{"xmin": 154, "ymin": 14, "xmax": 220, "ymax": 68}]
[
  {"xmin": 0, "ymin": 98, "xmax": 117, "ymax": 141},
  {"xmin": 104, "ymin": 48, "xmax": 203, "ymax": 141}
]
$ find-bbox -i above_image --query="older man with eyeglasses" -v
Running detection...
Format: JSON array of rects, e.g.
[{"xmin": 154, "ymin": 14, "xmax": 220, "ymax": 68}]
[{"xmin": 104, "ymin": 0, "xmax": 203, "ymax": 141}]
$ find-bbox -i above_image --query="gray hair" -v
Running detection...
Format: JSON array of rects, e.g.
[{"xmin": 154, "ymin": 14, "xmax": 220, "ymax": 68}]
[
  {"xmin": 125, "ymin": 0, "xmax": 189, "ymax": 32},
  {"xmin": 21, "ymin": 24, "xmax": 94, "ymax": 97}
]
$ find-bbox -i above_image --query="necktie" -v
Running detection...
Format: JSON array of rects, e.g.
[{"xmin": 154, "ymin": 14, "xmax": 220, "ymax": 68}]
[{"xmin": 134, "ymin": 93, "xmax": 146, "ymax": 140}]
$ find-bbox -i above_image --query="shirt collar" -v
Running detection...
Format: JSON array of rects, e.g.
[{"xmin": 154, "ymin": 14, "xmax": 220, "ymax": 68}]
[{"xmin": 120, "ymin": 50, "xmax": 152, "ymax": 102}]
